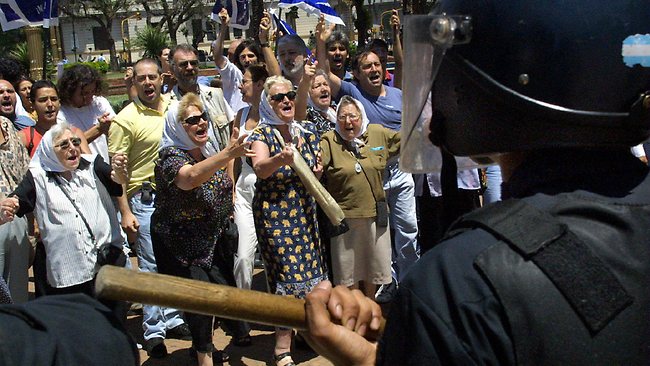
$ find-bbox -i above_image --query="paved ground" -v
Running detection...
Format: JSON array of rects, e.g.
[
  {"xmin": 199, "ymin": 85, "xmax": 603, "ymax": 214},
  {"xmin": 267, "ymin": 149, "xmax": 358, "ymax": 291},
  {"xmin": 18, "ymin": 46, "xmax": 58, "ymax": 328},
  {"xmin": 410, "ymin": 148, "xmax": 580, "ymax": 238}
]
[{"xmin": 129, "ymin": 270, "xmax": 333, "ymax": 366}]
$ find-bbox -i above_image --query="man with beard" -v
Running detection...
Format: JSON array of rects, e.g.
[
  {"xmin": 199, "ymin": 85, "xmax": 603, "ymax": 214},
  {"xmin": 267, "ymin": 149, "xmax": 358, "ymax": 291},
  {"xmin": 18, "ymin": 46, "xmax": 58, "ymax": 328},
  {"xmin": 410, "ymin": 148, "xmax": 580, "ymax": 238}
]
[
  {"xmin": 168, "ymin": 44, "xmax": 234, "ymax": 151},
  {"xmin": 109, "ymin": 58, "xmax": 189, "ymax": 358},
  {"xmin": 0, "ymin": 79, "xmax": 35, "ymax": 131},
  {"xmin": 316, "ymin": 18, "xmax": 420, "ymax": 301},
  {"xmin": 277, "ymin": 34, "xmax": 309, "ymax": 87}
]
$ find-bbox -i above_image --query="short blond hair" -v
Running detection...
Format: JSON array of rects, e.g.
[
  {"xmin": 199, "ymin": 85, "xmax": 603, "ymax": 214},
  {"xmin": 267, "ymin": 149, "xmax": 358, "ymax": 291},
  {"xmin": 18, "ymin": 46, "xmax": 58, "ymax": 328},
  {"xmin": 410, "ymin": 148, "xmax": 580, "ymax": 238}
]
[
  {"xmin": 263, "ymin": 75, "xmax": 293, "ymax": 102},
  {"xmin": 177, "ymin": 92, "xmax": 204, "ymax": 122}
]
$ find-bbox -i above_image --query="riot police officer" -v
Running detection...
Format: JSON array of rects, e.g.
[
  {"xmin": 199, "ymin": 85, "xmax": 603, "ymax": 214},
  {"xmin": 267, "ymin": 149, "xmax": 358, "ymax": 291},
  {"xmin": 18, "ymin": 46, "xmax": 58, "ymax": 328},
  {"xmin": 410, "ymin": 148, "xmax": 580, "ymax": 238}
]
[{"xmin": 303, "ymin": 0, "xmax": 650, "ymax": 364}]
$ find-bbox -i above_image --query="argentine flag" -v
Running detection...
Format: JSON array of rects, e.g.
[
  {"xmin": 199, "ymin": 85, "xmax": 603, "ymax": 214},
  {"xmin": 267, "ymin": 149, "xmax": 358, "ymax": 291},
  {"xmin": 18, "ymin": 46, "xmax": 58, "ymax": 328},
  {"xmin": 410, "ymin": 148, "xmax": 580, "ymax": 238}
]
[
  {"xmin": 211, "ymin": 0, "xmax": 250, "ymax": 30},
  {"xmin": 277, "ymin": 0, "xmax": 345, "ymax": 26},
  {"xmin": 0, "ymin": 0, "xmax": 58, "ymax": 31},
  {"xmin": 622, "ymin": 34, "xmax": 650, "ymax": 67}
]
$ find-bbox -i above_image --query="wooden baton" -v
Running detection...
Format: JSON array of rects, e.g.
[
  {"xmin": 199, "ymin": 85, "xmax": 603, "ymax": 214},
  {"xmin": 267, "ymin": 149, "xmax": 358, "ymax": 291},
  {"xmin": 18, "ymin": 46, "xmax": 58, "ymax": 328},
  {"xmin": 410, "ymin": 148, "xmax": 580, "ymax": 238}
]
[{"xmin": 95, "ymin": 266, "xmax": 385, "ymax": 340}]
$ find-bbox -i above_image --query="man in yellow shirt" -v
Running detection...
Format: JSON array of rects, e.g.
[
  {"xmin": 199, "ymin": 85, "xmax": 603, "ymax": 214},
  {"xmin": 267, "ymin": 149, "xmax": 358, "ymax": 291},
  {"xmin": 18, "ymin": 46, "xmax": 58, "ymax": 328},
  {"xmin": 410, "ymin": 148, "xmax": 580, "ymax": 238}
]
[{"xmin": 108, "ymin": 58, "xmax": 189, "ymax": 358}]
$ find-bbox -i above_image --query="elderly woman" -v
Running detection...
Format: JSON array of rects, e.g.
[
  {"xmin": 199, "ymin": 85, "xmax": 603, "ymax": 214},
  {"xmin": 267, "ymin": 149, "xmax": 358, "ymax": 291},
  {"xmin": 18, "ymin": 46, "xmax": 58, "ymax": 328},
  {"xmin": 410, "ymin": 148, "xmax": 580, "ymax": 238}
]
[
  {"xmin": 249, "ymin": 75, "xmax": 327, "ymax": 366},
  {"xmin": 150, "ymin": 93, "xmax": 253, "ymax": 366},
  {"xmin": 0, "ymin": 122, "xmax": 128, "ymax": 310},
  {"xmin": 319, "ymin": 96, "xmax": 400, "ymax": 297},
  {"xmin": 233, "ymin": 64, "xmax": 268, "ymax": 294},
  {"xmin": 296, "ymin": 65, "xmax": 337, "ymax": 137}
]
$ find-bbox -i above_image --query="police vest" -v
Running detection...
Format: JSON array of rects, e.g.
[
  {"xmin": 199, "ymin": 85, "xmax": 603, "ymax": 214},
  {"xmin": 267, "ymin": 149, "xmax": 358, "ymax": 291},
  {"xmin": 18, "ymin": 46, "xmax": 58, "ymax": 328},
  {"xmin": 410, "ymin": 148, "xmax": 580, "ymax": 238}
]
[{"xmin": 447, "ymin": 195, "xmax": 650, "ymax": 365}]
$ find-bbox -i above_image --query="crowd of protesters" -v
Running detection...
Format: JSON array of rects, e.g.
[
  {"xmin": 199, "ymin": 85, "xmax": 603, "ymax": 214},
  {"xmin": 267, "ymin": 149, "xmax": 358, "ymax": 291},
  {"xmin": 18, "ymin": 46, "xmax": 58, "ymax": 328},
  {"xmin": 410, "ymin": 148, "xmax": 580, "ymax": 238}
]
[{"xmin": 1, "ymin": 6, "xmax": 647, "ymax": 366}]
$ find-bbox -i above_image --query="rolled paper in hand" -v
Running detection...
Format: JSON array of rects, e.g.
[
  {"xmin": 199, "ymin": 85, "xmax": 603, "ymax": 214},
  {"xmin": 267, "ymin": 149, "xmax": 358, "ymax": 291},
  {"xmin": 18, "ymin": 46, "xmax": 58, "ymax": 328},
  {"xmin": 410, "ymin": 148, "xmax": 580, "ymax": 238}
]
[{"xmin": 288, "ymin": 144, "xmax": 346, "ymax": 226}]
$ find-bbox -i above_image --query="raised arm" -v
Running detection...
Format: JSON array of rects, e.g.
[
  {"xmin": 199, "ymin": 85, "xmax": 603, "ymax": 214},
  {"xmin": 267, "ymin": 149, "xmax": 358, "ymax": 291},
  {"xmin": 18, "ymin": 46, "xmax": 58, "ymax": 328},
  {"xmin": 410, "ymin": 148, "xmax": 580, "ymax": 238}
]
[
  {"xmin": 259, "ymin": 11, "xmax": 281, "ymax": 76},
  {"xmin": 295, "ymin": 60, "xmax": 317, "ymax": 121},
  {"xmin": 212, "ymin": 8, "xmax": 230, "ymax": 70},
  {"xmin": 174, "ymin": 127, "xmax": 254, "ymax": 190},
  {"xmin": 315, "ymin": 15, "xmax": 341, "ymax": 98},
  {"xmin": 390, "ymin": 10, "xmax": 403, "ymax": 89}
]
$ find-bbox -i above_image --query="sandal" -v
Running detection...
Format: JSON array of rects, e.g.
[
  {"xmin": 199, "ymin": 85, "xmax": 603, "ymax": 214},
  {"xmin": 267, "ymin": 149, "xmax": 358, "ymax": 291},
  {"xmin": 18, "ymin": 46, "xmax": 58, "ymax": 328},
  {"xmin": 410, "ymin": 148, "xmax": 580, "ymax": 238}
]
[{"xmin": 273, "ymin": 352, "xmax": 296, "ymax": 366}]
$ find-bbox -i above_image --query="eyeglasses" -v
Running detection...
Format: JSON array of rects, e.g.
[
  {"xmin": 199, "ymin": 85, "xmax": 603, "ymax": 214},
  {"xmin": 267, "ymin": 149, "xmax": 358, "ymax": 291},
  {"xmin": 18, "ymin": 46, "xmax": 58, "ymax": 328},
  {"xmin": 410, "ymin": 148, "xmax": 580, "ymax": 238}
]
[
  {"xmin": 240, "ymin": 79, "xmax": 252, "ymax": 85},
  {"xmin": 54, "ymin": 137, "xmax": 82, "ymax": 149},
  {"xmin": 177, "ymin": 60, "xmax": 199, "ymax": 68},
  {"xmin": 135, "ymin": 73, "xmax": 160, "ymax": 82},
  {"xmin": 269, "ymin": 91, "xmax": 297, "ymax": 102},
  {"xmin": 337, "ymin": 114, "xmax": 361, "ymax": 122},
  {"xmin": 183, "ymin": 112, "xmax": 208, "ymax": 125}
]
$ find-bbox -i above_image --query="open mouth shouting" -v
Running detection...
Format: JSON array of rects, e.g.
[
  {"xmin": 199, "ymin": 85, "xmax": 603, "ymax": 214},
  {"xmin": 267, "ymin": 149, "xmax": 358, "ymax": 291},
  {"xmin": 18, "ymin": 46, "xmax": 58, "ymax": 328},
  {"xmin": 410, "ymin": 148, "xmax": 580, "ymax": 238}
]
[
  {"xmin": 368, "ymin": 72, "xmax": 382, "ymax": 85},
  {"xmin": 142, "ymin": 86, "xmax": 156, "ymax": 99},
  {"xmin": 0, "ymin": 99, "xmax": 14, "ymax": 114}
]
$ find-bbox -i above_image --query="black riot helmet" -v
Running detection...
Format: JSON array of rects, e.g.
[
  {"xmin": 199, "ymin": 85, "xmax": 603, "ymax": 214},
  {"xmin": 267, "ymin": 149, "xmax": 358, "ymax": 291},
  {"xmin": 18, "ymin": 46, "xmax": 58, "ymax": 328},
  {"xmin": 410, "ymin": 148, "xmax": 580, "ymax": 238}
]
[{"xmin": 401, "ymin": 0, "xmax": 650, "ymax": 161}]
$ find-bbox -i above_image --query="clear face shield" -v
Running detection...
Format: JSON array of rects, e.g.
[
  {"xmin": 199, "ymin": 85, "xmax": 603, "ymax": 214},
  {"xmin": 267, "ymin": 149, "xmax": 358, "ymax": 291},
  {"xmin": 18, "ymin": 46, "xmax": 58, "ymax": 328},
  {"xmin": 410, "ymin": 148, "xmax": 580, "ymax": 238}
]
[{"xmin": 400, "ymin": 13, "xmax": 490, "ymax": 173}]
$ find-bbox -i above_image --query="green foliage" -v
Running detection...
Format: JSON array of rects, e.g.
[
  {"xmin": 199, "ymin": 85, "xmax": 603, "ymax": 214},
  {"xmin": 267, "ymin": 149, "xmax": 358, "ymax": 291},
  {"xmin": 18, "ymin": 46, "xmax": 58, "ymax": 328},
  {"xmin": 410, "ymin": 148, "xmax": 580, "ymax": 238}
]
[
  {"xmin": 64, "ymin": 61, "xmax": 110, "ymax": 74},
  {"xmin": 9, "ymin": 42, "xmax": 30, "ymax": 72},
  {"xmin": 132, "ymin": 25, "xmax": 171, "ymax": 59},
  {"xmin": 0, "ymin": 29, "xmax": 25, "ymax": 57}
]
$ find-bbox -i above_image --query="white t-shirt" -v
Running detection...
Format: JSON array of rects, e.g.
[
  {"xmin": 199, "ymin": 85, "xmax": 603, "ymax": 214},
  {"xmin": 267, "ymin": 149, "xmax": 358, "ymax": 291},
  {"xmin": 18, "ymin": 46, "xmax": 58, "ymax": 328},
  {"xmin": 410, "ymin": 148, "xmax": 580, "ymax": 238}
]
[
  {"xmin": 216, "ymin": 56, "xmax": 248, "ymax": 113},
  {"xmin": 58, "ymin": 96, "xmax": 115, "ymax": 163}
]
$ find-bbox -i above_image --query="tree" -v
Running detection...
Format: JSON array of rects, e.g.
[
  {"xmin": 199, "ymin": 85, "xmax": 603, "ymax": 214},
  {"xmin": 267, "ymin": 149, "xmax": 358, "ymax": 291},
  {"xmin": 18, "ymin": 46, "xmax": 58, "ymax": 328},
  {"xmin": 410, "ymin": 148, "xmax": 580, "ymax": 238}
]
[
  {"xmin": 132, "ymin": 25, "xmax": 170, "ymax": 58},
  {"xmin": 60, "ymin": 0, "xmax": 132, "ymax": 71},
  {"xmin": 135, "ymin": 0, "xmax": 207, "ymax": 46}
]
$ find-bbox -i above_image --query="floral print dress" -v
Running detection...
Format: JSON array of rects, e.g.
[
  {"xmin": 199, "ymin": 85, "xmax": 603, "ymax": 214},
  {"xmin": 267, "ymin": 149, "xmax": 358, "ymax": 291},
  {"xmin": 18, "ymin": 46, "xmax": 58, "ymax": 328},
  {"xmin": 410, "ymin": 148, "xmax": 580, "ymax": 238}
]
[
  {"xmin": 151, "ymin": 146, "xmax": 234, "ymax": 268},
  {"xmin": 248, "ymin": 123, "xmax": 327, "ymax": 298}
]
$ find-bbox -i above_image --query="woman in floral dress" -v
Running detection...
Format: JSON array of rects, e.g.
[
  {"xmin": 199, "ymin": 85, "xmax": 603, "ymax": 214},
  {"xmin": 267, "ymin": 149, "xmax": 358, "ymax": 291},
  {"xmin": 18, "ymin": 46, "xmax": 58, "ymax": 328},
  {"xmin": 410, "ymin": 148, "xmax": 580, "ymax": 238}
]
[{"xmin": 248, "ymin": 75, "xmax": 327, "ymax": 366}]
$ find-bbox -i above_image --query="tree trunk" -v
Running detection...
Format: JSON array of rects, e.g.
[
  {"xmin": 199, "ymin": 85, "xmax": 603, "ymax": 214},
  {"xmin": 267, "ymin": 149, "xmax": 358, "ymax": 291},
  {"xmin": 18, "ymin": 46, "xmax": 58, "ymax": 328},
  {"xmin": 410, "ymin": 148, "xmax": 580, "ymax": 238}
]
[
  {"xmin": 353, "ymin": 0, "xmax": 371, "ymax": 48},
  {"xmin": 249, "ymin": 0, "xmax": 264, "ymax": 41}
]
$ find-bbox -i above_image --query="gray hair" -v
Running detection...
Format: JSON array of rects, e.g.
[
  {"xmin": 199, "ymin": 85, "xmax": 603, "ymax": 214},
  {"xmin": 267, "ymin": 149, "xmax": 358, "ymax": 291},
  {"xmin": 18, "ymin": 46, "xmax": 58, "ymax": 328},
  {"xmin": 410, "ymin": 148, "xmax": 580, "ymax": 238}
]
[{"xmin": 49, "ymin": 121, "xmax": 72, "ymax": 142}]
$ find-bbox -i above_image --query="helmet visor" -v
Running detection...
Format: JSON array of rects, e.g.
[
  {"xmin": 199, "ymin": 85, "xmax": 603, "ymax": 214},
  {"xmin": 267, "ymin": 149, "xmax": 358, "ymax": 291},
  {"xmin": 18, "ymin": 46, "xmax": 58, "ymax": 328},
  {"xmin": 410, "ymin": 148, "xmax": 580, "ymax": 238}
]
[{"xmin": 400, "ymin": 14, "xmax": 473, "ymax": 173}]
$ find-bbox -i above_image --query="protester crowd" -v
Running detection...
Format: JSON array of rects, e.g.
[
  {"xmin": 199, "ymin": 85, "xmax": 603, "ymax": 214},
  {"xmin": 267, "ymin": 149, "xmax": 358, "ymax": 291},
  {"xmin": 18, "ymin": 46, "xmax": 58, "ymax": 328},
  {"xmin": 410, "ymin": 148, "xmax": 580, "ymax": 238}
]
[{"xmin": 0, "ymin": 6, "xmax": 647, "ymax": 366}]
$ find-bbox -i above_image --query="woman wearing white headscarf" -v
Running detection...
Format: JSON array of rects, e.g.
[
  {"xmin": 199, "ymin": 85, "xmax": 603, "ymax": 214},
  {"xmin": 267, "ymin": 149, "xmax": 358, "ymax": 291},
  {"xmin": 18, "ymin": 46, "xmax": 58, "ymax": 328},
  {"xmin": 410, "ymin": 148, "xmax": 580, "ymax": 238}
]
[
  {"xmin": 248, "ymin": 75, "xmax": 328, "ymax": 366},
  {"xmin": 150, "ymin": 92, "xmax": 254, "ymax": 366},
  {"xmin": 319, "ymin": 95, "xmax": 401, "ymax": 298},
  {"xmin": 0, "ymin": 122, "xmax": 128, "ymax": 305}
]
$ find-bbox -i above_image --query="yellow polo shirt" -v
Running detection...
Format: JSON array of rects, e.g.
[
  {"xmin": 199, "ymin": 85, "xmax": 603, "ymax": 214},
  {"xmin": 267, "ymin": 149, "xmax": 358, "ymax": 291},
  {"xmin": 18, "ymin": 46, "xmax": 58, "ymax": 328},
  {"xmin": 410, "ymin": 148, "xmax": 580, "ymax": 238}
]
[{"xmin": 108, "ymin": 94, "xmax": 170, "ymax": 197}]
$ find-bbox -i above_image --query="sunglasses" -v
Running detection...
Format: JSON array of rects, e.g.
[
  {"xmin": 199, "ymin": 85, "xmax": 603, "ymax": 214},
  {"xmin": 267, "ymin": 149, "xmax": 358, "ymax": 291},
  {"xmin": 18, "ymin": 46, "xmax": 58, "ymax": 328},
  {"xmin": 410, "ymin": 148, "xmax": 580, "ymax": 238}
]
[
  {"xmin": 54, "ymin": 137, "xmax": 82, "ymax": 149},
  {"xmin": 183, "ymin": 112, "xmax": 208, "ymax": 125},
  {"xmin": 269, "ymin": 91, "xmax": 297, "ymax": 102},
  {"xmin": 178, "ymin": 60, "xmax": 199, "ymax": 68}
]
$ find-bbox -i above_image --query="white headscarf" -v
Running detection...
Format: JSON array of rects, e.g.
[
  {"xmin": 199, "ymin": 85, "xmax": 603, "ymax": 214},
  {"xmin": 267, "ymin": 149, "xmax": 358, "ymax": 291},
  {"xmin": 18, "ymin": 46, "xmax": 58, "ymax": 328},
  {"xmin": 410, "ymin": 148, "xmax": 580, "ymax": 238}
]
[
  {"xmin": 30, "ymin": 128, "xmax": 70, "ymax": 172},
  {"xmin": 160, "ymin": 100, "xmax": 219, "ymax": 157},
  {"xmin": 259, "ymin": 90, "xmax": 311, "ymax": 141},
  {"xmin": 29, "ymin": 127, "xmax": 97, "ymax": 188},
  {"xmin": 335, "ymin": 96, "xmax": 371, "ymax": 143}
]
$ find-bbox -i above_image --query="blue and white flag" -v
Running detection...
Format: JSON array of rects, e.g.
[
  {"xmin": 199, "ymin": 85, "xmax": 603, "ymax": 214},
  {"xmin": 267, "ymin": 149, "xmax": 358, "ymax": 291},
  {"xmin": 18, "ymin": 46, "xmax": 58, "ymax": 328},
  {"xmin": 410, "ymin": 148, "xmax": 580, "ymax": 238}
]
[
  {"xmin": 277, "ymin": 0, "xmax": 345, "ymax": 26},
  {"xmin": 270, "ymin": 10, "xmax": 297, "ymax": 37},
  {"xmin": 0, "ymin": 0, "xmax": 58, "ymax": 31},
  {"xmin": 211, "ymin": 0, "xmax": 250, "ymax": 30},
  {"xmin": 622, "ymin": 34, "xmax": 650, "ymax": 67},
  {"xmin": 270, "ymin": 9, "xmax": 313, "ymax": 57}
]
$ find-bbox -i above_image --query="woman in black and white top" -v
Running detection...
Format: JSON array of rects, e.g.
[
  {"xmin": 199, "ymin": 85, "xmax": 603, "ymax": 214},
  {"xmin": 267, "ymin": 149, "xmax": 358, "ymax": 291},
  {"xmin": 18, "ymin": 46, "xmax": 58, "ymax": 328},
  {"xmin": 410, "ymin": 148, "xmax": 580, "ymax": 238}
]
[{"xmin": 0, "ymin": 122, "xmax": 128, "ymax": 309}]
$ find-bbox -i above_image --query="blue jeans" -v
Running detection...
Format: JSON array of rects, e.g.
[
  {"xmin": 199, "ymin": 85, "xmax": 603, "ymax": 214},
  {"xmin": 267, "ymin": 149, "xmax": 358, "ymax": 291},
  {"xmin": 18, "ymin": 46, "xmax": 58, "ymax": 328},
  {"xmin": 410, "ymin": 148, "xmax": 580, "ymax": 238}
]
[
  {"xmin": 130, "ymin": 191, "xmax": 184, "ymax": 340},
  {"xmin": 383, "ymin": 161, "xmax": 420, "ymax": 281}
]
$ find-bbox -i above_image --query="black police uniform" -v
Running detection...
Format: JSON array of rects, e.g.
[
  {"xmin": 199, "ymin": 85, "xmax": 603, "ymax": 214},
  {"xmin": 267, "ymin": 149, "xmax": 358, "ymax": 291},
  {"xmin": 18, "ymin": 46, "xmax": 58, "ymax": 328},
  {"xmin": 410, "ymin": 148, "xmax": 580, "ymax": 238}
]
[
  {"xmin": 377, "ymin": 149, "xmax": 650, "ymax": 365},
  {"xmin": 0, "ymin": 294, "xmax": 139, "ymax": 365}
]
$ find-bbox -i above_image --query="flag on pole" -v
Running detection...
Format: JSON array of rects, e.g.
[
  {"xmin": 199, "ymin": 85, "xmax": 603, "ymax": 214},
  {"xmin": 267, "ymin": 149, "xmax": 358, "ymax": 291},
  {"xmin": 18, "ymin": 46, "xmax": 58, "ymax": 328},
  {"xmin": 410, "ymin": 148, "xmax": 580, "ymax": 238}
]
[
  {"xmin": 211, "ymin": 0, "xmax": 250, "ymax": 30},
  {"xmin": 269, "ymin": 9, "xmax": 313, "ymax": 58},
  {"xmin": 269, "ymin": 9, "xmax": 297, "ymax": 37},
  {"xmin": 277, "ymin": 0, "xmax": 345, "ymax": 26},
  {"xmin": 0, "ymin": 0, "xmax": 58, "ymax": 31}
]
